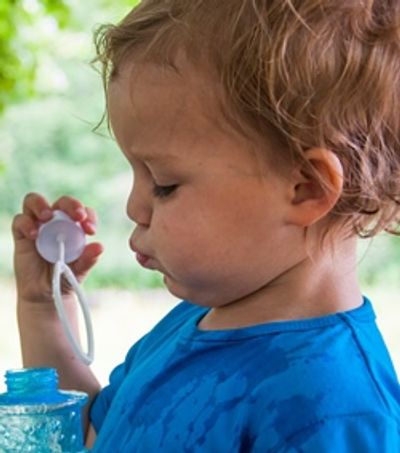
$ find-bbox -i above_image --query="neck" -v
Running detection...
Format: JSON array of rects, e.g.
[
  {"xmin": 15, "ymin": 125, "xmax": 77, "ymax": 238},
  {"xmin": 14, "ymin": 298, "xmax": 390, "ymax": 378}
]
[{"xmin": 199, "ymin": 238, "xmax": 363, "ymax": 330}]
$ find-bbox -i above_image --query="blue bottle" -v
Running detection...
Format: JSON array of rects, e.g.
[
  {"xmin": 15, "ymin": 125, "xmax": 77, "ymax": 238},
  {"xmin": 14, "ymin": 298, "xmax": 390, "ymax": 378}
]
[{"xmin": 0, "ymin": 367, "xmax": 88, "ymax": 452}]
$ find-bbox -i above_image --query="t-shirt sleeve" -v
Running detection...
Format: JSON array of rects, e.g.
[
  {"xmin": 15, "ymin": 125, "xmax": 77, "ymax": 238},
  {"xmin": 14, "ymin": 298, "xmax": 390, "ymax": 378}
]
[
  {"xmin": 267, "ymin": 412, "xmax": 400, "ymax": 452},
  {"xmin": 89, "ymin": 336, "xmax": 147, "ymax": 433}
]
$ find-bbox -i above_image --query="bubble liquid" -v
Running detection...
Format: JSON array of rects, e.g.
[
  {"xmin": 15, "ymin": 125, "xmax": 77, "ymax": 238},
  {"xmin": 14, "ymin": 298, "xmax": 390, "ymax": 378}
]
[{"xmin": 0, "ymin": 368, "xmax": 88, "ymax": 453}]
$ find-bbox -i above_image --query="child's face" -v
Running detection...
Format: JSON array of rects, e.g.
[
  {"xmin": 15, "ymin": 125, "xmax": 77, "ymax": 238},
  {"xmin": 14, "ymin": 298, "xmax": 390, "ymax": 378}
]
[{"xmin": 108, "ymin": 62, "xmax": 305, "ymax": 308}]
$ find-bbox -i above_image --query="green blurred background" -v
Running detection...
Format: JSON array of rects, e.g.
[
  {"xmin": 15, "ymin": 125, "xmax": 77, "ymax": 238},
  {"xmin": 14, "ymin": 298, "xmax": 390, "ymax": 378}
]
[
  {"xmin": 0, "ymin": 0, "xmax": 164, "ymax": 289},
  {"xmin": 0, "ymin": 0, "xmax": 399, "ymax": 384}
]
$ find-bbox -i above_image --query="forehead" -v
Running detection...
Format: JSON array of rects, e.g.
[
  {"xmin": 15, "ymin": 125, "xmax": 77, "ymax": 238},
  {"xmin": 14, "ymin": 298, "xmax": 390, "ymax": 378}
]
[
  {"xmin": 107, "ymin": 60, "xmax": 226, "ymax": 140},
  {"xmin": 107, "ymin": 59, "xmax": 275, "ymax": 171},
  {"xmin": 107, "ymin": 59, "xmax": 287, "ymax": 178}
]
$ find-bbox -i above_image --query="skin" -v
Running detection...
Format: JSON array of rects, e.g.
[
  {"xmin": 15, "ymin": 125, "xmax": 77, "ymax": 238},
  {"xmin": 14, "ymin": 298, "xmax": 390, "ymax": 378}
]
[
  {"xmin": 12, "ymin": 60, "xmax": 363, "ymax": 446},
  {"xmin": 109, "ymin": 61, "xmax": 363, "ymax": 328}
]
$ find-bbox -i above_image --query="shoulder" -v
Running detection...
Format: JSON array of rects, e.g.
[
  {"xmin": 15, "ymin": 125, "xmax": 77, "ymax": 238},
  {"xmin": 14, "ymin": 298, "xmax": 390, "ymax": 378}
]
[
  {"xmin": 262, "ymin": 412, "xmax": 400, "ymax": 452},
  {"xmin": 248, "ymin": 304, "xmax": 400, "ymax": 448},
  {"xmin": 251, "ymin": 324, "xmax": 394, "ymax": 415}
]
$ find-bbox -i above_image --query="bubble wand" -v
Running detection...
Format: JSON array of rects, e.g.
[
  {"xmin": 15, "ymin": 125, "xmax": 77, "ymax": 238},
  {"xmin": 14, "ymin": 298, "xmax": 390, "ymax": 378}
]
[{"xmin": 35, "ymin": 210, "xmax": 94, "ymax": 365}]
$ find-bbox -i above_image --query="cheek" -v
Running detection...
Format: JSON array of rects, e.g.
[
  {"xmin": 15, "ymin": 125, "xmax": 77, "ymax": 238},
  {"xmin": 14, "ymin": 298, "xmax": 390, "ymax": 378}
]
[
  {"xmin": 149, "ymin": 198, "xmax": 298, "ymax": 305},
  {"xmin": 151, "ymin": 198, "xmax": 269, "ymax": 269},
  {"xmin": 151, "ymin": 204, "xmax": 216, "ymax": 256},
  {"xmin": 149, "ymin": 204, "xmax": 228, "ymax": 280},
  {"xmin": 150, "ymin": 180, "xmax": 288, "ymax": 263}
]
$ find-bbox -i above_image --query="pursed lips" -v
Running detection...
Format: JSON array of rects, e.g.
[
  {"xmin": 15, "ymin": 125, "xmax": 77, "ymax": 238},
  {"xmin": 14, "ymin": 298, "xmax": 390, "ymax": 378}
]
[{"xmin": 129, "ymin": 238, "xmax": 156, "ymax": 269}]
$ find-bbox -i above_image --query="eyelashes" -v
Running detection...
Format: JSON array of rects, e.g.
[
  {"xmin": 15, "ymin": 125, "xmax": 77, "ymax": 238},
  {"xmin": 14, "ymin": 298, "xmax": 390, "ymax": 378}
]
[{"xmin": 152, "ymin": 183, "xmax": 178, "ymax": 198}]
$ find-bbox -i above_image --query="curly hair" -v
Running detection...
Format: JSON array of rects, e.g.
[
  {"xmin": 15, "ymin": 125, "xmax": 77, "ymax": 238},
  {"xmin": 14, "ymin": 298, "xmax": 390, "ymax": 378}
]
[{"xmin": 94, "ymin": 0, "xmax": 400, "ymax": 238}]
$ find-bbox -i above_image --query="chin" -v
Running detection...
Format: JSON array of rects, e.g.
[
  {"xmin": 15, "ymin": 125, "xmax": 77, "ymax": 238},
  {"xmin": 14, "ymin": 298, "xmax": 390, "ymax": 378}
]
[
  {"xmin": 163, "ymin": 274, "xmax": 212, "ymax": 307},
  {"xmin": 163, "ymin": 275, "xmax": 188, "ymax": 301}
]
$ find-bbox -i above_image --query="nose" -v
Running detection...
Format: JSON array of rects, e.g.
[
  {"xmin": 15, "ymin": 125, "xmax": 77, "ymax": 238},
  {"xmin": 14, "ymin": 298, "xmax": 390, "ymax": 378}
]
[{"xmin": 126, "ymin": 179, "xmax": 152, "ymax": 227}]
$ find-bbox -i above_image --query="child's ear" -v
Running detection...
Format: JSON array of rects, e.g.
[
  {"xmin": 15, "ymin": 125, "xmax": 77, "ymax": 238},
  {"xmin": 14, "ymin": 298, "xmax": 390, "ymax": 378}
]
[{"xmin": 285, "ymin": 148, "xmax": 343, "ymax": 227}]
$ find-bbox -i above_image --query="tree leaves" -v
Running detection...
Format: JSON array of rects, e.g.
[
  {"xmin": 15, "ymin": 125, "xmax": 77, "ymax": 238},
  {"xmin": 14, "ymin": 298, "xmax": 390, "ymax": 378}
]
[
  {"xmin": 0, "ymin": 0, "xmax": 139, "ymax": 113},
  {"xmin": 0, "ymin": 0, "xmax": 71, "ymax": 113}
]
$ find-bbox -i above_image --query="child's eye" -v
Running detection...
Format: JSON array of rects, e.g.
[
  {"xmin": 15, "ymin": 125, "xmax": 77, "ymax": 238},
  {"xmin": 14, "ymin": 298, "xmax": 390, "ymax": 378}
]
[{"xmin": 152, "ymin": 183, "xmax": 178, "ymax": 198}]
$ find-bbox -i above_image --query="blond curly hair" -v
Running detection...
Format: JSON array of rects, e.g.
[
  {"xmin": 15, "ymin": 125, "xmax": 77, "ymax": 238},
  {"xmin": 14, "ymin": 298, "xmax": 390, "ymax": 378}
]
[{"xmin": 94, "ymin": 0, "xmax": 400, "ymax": 238}]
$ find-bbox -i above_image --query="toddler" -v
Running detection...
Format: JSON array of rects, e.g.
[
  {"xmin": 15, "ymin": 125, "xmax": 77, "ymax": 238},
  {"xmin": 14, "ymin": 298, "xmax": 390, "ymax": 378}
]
[{"xmin": 12, "ymin": 0, "xmax": 400, "ymax": 451}]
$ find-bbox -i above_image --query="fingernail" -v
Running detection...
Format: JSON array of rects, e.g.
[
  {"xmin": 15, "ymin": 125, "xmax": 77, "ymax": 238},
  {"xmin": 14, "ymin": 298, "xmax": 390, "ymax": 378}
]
[
  {"xmin": 85, "ymin": 222, "xmax": 96, "ymax": 233},
  {"xmin": 39, "ymin": 209, "xmax": 52, "ymax": 220},
  {"xmin": 30, "ymin": 229, "xmax": 38, "ymax": 238},
  {"xmin": 75, "ymin": 208, "xmax": 86, "ymax": 219}
]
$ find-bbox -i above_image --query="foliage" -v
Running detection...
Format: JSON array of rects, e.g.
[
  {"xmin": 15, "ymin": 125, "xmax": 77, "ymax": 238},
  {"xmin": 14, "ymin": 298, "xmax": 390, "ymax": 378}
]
[
  {"xmin": 0, "ymin": 0, "xmax": 70, "ymax": 113},
  {"xmin": 0, "ymin": 0, "xmax": 162, "ymax": 289},
  {"xmin": 0, "ymin": 0, "xmax": 137, "ymax": 114}
]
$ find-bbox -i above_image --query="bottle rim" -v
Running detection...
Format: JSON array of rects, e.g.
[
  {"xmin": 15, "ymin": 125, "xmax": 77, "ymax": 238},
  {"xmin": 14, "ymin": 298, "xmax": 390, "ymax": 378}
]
[{"xmin": 0, "ymin": 390, "xmax": 88, "ymax": 413}]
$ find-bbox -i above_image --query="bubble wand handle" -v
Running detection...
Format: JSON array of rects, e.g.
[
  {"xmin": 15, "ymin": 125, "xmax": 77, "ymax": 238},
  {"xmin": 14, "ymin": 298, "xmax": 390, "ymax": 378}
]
[{"xmin": 36, "ymin": 211, "xmax": 94, "ymax": 365}]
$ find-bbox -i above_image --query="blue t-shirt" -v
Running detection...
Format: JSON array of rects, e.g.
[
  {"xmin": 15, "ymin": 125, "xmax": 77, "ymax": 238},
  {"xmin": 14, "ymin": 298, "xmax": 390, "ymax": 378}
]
[{"xmin": 90, "ymin": 297, "xmax": 400, "ymax": 452}]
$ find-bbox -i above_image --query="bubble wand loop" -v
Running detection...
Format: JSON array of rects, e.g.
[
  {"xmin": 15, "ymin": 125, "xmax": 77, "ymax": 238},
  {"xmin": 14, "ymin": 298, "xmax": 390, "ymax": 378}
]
[{"xmin": 35, "ymin": 211, "xmax": 94, "ymax": 365}]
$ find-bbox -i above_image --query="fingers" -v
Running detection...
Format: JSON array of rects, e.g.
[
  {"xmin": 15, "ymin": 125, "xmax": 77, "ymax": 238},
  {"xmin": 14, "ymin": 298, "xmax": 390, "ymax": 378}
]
[
  {"xmin": 70, "ymin": 242, "xmax": 104, "ymax": 277},
  {"xmin": 81, "ymin": 206, "xmax": 98, "ymax": 235},
  {"xmin": 14, "ymin": 192, "xmax": 99, "ymax": 239},
  {"xmin": 52, "ymin": 196, "xmax": 97, "ymax": 235},
  {"xmin": 13, "ymin": 191, "xmax": 51, "ymax": 241},
  {"xmin": 52, "ymin": 195, "xmax": 88, "ymax": 221},
  {"xmin": 22, "ymin": 192, "xmax": 53, "ymax": 222},
  {"xmin": 12, "ymin": 213, "xmax": 39, "ymax": 241}
]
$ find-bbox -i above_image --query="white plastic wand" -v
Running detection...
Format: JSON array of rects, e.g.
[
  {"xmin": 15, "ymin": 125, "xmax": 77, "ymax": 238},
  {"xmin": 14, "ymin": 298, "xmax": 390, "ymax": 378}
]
[{"xmin": 35, "ymin": 210, "xmax": 94, "ymax": 365}]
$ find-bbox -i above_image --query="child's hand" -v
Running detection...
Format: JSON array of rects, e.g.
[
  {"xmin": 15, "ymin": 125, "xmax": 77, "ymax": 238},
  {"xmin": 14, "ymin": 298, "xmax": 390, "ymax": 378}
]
[{"xmin": 12, "ymin": 193, "xmax": 103, "ymax": 305}]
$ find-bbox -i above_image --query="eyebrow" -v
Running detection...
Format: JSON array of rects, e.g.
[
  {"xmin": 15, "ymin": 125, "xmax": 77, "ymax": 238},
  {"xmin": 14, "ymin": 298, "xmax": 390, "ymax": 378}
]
[{"xmin": 128, "ymin": 149, "xmax": 180, "ymax": 164}]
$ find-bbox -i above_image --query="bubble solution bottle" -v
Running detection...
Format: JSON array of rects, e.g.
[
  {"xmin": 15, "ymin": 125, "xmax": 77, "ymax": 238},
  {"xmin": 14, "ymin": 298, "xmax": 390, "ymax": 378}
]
[{"xmin": 0, "ymin": 367, "xmax": 88, "ymax": 453}]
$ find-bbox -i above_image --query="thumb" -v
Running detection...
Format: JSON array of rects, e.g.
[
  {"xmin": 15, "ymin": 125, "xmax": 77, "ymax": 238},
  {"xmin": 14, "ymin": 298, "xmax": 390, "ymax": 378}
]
[{"xmin": 69, "ymin": 242, "xmax": 104, "ymax": 279}]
